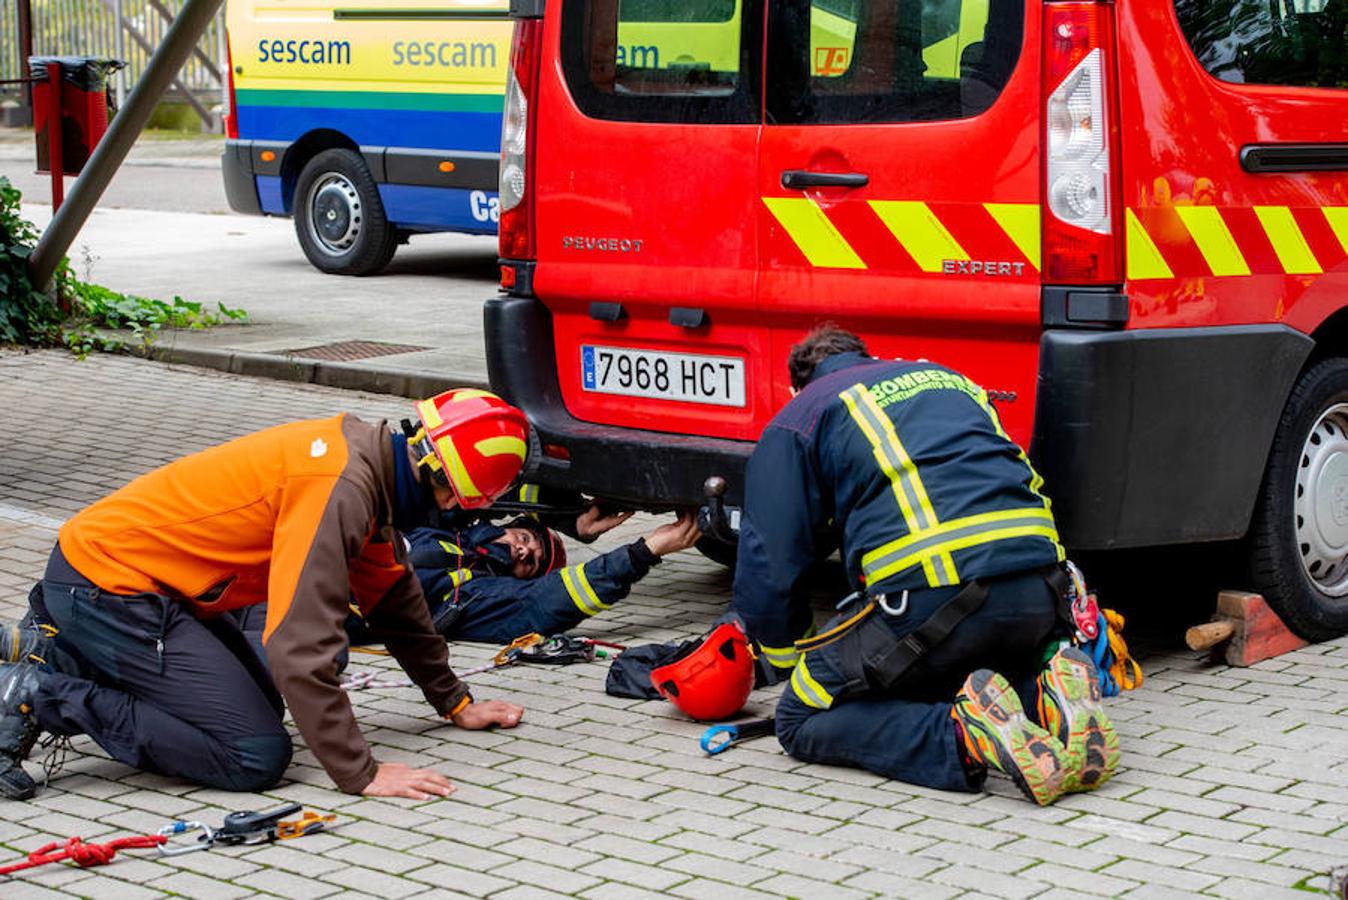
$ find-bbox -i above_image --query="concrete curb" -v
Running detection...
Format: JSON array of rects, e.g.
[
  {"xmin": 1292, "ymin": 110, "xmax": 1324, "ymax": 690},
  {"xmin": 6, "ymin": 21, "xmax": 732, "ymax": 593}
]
[{"xmin": 129, "ymin": 344, "xmax": 490, "ymax": 398}]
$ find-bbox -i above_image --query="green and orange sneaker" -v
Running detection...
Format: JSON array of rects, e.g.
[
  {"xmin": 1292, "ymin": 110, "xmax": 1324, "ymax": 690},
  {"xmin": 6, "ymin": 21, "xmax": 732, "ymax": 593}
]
[
  {"xmin": 952, "ymin": 669, "xmax": 1070, "ymax": 806},
  {"xmin": 1037, "ymin": 646, "xmax": 1120, "ymax": 793}
]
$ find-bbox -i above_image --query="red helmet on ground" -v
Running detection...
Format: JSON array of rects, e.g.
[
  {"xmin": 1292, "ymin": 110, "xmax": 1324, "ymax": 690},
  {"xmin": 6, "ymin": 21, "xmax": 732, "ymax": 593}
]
[
  {"xmin": 651, "ymin": 623, "xmax": 755, "ymax": 721},
  {"xmin": 412, "ymin": 389, "xmax": 529, "ymax": 510}
]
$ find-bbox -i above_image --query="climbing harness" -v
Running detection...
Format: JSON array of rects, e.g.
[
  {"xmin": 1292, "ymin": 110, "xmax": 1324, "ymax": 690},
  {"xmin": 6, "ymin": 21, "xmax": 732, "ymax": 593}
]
[
  {"xmin": 700, "ymin": 717, "xmax": 775, "ymax": 755},
  {"xmin": 342, "ymin": 633, "xmax": 624, "ymax": 691},
  {"xmin": 0, "ymin": 803, "xmax": 334, "ymax": 876}
]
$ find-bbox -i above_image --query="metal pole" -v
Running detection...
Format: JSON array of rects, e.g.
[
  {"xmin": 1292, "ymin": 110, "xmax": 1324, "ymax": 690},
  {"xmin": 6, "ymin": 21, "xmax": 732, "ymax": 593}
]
[
  {"xmin": 28, "ymin": 0, "xmax": 226, "ymax": 290},
  {"xmin": 16, "ymin": 0, "xmax": 32, "ymax": 114},
  {"xmin": 46, "ymin": 62, "xmax": 63, "ymax": 212},
  {"xmin": 114, "ymin": 0, "xmax": 125, "ymax": 109}
]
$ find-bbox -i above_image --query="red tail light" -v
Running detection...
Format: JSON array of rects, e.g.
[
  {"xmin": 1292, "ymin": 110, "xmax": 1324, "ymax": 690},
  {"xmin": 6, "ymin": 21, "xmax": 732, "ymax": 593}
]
[
  {"xmin": 499, "ymin": 18, "xmax": 542, "ymax": 266},
  {"xmin": 1042, "ymin": 3, "xmax": 1121, "ymax": 284},
  {"xmin": 223, "ymin": 31, "xmax": 238, "ymax": 140}
]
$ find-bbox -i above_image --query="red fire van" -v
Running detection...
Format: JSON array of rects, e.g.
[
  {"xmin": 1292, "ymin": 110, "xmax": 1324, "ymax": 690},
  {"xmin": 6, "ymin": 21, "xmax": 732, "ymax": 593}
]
[{"xmin": 485, "ymin": 0, "xmax": 1348, "ymax": 639}]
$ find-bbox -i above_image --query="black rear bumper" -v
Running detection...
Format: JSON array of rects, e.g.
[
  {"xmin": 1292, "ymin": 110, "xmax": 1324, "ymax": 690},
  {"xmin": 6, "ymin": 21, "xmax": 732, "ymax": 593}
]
[
  {"xmin": 488, "ymin": 295, "xmax": 1313, "ymax": 547},
  {"xmin": 484, "ymin": 295, "xmax": 754, "ymax": 507},
  {"xmin": 1030, "ymin": 324, "xmax": 1312, "ymax": 549}
]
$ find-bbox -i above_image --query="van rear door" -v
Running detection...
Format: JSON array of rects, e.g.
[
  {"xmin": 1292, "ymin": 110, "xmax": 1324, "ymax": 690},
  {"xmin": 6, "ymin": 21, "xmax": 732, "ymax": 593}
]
[
  {"xmin": 536, "ymin": 0, "xmax": 769, "ymax": 442},
  {"xmin": 758, "ymin": 0, "xmax": 1043, "ymax": 442}
]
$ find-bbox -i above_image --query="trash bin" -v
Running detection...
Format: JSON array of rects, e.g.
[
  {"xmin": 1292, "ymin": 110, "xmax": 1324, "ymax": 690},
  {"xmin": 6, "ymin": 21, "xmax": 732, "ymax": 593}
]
[{"xmin": 29, "ymin": 56, "xmax": 125, "ymax": 175}]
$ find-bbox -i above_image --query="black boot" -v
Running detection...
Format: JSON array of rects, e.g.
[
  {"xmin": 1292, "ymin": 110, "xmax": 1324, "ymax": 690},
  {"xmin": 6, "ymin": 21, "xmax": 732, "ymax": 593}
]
[
  {"xmin": 0, "ymin": 620, "xmax": 57, "ymax": 666},
  {"xmin": 0, "ymin": 661, "xmax": 43, "ymax": 800},
  {"xmin": 0, "ymin": 619, "xmax": 78, "ymax": 678}
]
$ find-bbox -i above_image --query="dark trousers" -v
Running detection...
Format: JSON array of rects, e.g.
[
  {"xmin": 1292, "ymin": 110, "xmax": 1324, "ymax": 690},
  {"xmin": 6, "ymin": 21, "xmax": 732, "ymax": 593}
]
[
  {"xmin": 774, "ymin": 569, "xmax": 1060, "ymax": 792},
  {"xmin": 27, "ymin": 548, "xmax": 292, "ymax": 792}
]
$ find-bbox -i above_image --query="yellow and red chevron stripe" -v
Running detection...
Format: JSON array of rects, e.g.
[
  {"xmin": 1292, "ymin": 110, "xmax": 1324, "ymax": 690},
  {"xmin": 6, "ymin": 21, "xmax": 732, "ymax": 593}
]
[
  {"xmin": 1128, "ymin": 204, "xmax": 1348, "ymax": 280},
  {"xmin": 763, "ymin": 197, "xmax": 1041, "ymax": 275},
  {"xmin": 765, "ymin": 196, "xmax": 1348, "ymax": 282}
]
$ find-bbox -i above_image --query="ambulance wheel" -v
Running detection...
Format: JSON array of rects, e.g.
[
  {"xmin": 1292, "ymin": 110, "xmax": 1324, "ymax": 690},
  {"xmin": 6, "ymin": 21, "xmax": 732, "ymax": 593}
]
[
  {"xmin": 1249, "ymin": 357, "xmax": 1348, "ymax": 641},
  {"xmin": 695, "ymin": 536, "xmax": 738, "ymax": 568},
  {"xmin": 294, "ymin": 149, "xmax": 397, "ymax": 276}
]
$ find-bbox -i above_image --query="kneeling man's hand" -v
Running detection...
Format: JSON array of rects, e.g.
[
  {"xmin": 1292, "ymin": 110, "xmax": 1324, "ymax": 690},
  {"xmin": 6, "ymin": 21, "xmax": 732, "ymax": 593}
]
[
  {"xmin": 450, "ymin": 699, "xmax": 524, "ymax": 730},
  {"xmin": 363, "ymin": 762, "xmax": 454, "ymax": 800}
]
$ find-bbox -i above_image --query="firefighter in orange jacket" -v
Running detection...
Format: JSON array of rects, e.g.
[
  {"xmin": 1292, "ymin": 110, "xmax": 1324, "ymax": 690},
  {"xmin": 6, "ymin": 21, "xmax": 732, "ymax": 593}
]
[{"xmin": 0, "ymin": 390, "xmax": 528, "ymax": 801}]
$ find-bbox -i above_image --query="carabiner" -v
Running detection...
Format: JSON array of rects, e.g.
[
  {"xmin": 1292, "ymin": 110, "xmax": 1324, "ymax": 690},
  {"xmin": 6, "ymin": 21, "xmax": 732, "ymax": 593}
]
[
  {"xmin": 156, "ymin": 820, "xmax": 215, "ymax": 856},
  {"xmin": 878, "ymin": 590, "xmax": 909, "ymax": 617},
  {"xmin": 700, "ymin": 724, "xmax": 741, "ymax": 755}
]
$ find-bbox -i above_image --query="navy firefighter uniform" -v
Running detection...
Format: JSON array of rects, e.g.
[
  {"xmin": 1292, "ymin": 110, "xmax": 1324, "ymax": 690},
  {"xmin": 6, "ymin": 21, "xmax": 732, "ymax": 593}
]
[
  {"xmin": 731, "ymin": 351, "xmax": 1068, "ymax": 792},
  {"xmin": 406, "ymin": 521, "xmax": 662, "ymax": 643}
]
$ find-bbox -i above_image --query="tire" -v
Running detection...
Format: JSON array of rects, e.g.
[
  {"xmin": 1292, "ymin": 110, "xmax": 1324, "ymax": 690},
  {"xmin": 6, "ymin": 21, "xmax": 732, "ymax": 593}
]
[
  {"xmin": 1249, "ymin": 356, "xmax": 1348, "ymax": 641},
  {"xmin": 292, "ymin": 148, "xmax": 397, "ymax": 276}
]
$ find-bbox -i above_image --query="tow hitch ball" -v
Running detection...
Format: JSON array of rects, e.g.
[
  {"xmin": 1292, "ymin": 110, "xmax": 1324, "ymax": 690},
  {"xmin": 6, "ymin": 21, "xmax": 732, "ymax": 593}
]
[{"xmin": 698, "ymin": 476, "xmax": 741, "ymax": 545}]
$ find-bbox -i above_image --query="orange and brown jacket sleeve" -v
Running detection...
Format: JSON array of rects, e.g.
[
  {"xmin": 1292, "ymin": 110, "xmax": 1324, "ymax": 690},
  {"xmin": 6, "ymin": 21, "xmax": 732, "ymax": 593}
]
[{"xmin": 262, "ymin": 445, "xmax": 466, "ymax": 794}]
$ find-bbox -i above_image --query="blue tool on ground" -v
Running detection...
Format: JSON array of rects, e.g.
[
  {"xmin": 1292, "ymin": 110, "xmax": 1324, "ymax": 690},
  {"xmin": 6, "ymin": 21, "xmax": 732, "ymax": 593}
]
[{"xmin": 700, "ymin": 717, "xmax": 775, "ymax": 755}]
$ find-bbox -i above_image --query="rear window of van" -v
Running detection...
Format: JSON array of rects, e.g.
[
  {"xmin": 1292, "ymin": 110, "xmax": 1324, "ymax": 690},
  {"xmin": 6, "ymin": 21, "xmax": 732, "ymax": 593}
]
[
  {"xmin": 560, "ymin": 0, "xmax": 1023, "ymax": 125},
  {"xmin": 560, "ymin": 0, "xmax": 762, "ymax": 123}
]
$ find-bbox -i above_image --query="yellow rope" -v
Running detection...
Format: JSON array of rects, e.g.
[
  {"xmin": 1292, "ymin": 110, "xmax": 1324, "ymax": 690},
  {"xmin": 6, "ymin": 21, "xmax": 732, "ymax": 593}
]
[{"xmin": 1103, "ymin": 608, "xmax": 1143, "ymax": 691}]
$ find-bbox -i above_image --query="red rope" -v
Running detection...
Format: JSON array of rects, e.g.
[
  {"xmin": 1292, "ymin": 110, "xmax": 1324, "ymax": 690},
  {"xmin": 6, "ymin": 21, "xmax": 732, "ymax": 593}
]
[{"xmin": 0, "ymin": 834, "xmax": 167, "ymax": 876}]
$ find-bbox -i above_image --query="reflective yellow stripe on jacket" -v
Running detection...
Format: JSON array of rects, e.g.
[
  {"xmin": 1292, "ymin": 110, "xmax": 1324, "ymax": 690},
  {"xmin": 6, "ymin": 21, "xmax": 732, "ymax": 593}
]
[
  {"xmin": 861, "ymin": 507, "xmax": 1059, "ymax": 587},
  {"xmin": 760, "ymin": 643, "xmax": 800, "ymax": 671},
  {"xmin": 840, "ymin": 384, "xmax": 957, "ymax": 586},
  {"xmin": 790, "ymin": 657, "xmax": 834, "ymax": 710},
  {"xmin": 561, "ymin": 564, "xmax": 608, "ymax": 617}
]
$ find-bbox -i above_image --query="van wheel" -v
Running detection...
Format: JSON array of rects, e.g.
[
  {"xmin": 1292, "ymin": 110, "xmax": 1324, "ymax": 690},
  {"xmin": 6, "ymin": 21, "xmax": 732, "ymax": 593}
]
[
  {"xmin": 1249, "ymin": 357, "xmax": 1348, "ymax": 641},
  {"xmin": 293, "ymin": 149, "xmax": 397, "ymax": 276}
]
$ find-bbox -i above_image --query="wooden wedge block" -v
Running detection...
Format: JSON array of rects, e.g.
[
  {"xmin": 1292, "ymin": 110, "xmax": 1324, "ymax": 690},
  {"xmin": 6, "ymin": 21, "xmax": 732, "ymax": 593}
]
[{"xmin": 1185, "ymin": 590, "xmax": 1307, "ymax": 667}]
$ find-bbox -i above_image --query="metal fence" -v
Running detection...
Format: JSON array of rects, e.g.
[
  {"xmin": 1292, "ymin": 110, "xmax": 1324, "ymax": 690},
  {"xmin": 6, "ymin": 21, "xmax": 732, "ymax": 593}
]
[{"xmin": 1, "ymin": 0, "xmax": 226, "ymax": 129}]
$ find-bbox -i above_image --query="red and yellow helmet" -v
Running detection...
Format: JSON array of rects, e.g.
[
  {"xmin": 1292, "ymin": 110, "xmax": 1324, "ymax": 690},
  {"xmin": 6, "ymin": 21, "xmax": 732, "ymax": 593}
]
[
  {"xmin": 650, "ymin": 623, "xmax": 755, "ymax": 721},
  {"xmin": 411, "ymin": 389, "xmax": 530, "ymax": 510}
]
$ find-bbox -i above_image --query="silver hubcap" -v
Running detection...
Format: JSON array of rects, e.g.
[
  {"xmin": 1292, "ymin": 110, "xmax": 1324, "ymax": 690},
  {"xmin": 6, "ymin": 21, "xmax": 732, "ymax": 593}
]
[
  {"xmin": 305, "ymin": 172, "xmax": 362, "ymax": 255},
  {"xmin": 1295, "ymin": 402, "xmax": 1348, "ymax": 595}
]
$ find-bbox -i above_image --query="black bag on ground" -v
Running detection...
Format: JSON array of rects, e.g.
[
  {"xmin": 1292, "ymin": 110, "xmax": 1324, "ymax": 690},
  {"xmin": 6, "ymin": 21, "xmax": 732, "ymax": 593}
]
[{"xmin": 604, "ymin": 638, "xmax": 698, "ymax": 699}]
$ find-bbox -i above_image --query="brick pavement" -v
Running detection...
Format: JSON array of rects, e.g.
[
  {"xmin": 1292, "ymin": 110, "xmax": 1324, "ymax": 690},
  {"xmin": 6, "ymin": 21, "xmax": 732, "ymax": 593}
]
[{"xmin": 0, "ymin": 349, "xmax": 1345, "ymax": 899}]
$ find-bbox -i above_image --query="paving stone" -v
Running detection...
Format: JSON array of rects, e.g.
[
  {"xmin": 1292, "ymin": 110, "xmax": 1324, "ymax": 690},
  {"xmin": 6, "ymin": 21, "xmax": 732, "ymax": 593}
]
[
  {"xmin": 666, "ymin": 877, "xmax": 783, "ymax": 900},
  {"xmin": 927, "ymin": 863, "xmax": 1051, "ymax": 899},
  {"xmin": 577, "ymin": 856, "xmax": 691, "ymax": 891},
  {"xmin": 573, "ymin": 832, "xmax": 682, "ymax": 866},
  {"xmin": 401, "ymin": 862, "xmax": 515, "ymax": 895},
  {"xmin": 844, "ymin": 868, "xmax": 962, "ymax": 898},
  {"xmin": 1100, "ymin": 859, "xmax": 1224, "ymax": 892},
  {"xmin": 319, "ymin": 865, "xmax": 427, "ymax": 897},
  {"xmin": 1018, "ymin": 862, "xmax": 1140, "ymax": 896},
  {"xmin": 145, "ymin": 869, "xmax": 256, "ymax": 899},
  {"xmin": 233, "ymin": 868, "xmax": 346, "ymax": 899},
  {"xmin": 489, "ymin": 859, "xmax": 604, "ymax": 895},
  {"xmin": 1206, "ymin": 879, "xmax": 1337, "ymax": 900}
]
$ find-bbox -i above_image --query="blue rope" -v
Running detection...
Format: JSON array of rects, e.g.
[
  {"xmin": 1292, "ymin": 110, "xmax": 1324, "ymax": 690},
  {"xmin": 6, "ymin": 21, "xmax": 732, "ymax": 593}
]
[{"xmin": 1085, "ymin": 610, "xmax": 1120, "ymax": 698}]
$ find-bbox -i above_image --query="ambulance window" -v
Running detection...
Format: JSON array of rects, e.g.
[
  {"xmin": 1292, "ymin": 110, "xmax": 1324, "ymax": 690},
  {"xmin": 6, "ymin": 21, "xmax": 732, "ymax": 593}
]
[
  {"xmin": 1174, "ymin": 0, "xmax": 1348, "ymax": 88},
  {"xmin": 618, "ymin": 0, "xmax": 737, "ymax": 22},
  {"xmin": 560, "ymin": 0, "xmax": 763, "ymax": 123},
  {"xmin": 767, "ymin": 0, "xmax": 1023, "ymax": 124}
]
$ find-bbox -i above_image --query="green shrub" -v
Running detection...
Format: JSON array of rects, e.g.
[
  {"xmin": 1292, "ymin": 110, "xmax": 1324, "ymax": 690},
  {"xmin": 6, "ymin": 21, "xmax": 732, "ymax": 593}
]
[{"xmin": 0, "ymin": 176, "xmax": 246, "ymax": 354}]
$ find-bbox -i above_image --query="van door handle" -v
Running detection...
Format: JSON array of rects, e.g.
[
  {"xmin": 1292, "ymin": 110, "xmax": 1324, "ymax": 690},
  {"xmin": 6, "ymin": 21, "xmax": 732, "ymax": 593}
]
[{"xmin": 781, "ymin": 170, "xmax": 869, "ymax": 189}]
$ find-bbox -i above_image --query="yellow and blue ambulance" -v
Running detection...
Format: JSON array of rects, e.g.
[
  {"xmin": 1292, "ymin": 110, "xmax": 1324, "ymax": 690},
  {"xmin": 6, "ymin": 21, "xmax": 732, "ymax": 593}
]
[{"xmin": 221, "ymin": 0, "xmax": 511, "ymax": 274}]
